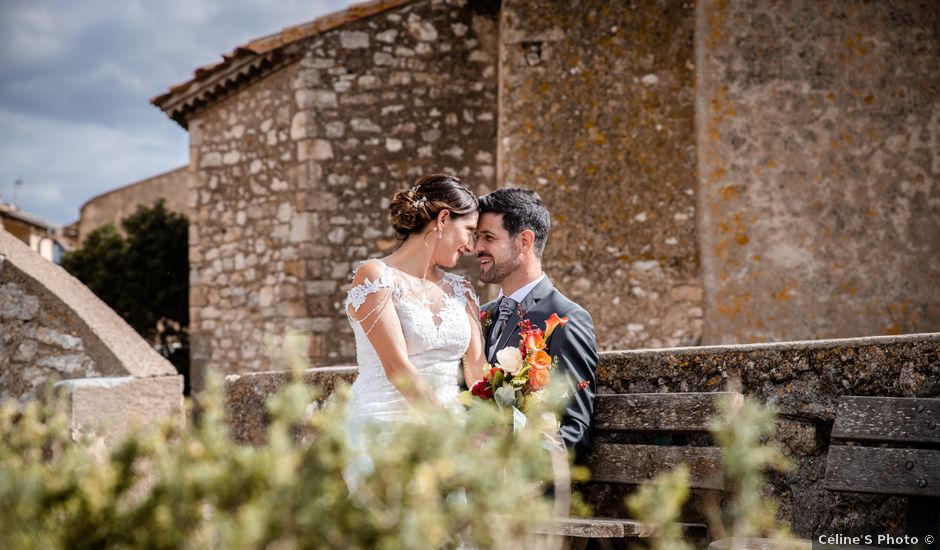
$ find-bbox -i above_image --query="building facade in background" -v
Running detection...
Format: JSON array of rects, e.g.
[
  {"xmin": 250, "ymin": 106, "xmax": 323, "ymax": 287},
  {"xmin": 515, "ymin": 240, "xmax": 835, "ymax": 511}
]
[
  {"xmin": 142, "ymin": 0, "xmax": 939, "ymax": 389},
  {"xmin": 74, "ymin": 166, "xmax": 191, "ymax": 243},
  {"xmin": 0, "ymin": 203, "xmax": 70, "ymax": 263}
]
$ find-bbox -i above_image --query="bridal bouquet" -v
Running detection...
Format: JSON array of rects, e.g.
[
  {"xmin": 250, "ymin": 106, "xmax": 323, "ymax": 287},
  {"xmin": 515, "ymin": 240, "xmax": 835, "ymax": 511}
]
[{"xmin": 460, "ymin": 313, "xmax": 588, "ymax": 415}]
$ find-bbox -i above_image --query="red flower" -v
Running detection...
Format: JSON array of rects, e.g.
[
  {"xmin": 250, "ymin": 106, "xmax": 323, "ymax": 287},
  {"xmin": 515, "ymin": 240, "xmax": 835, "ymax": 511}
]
[
  {"xmin": 471, "ymin": 379, "xmax": 493, "ymax": 399},
  {"xmin": 577, "ymin": 380, "xmax": 590, "ymax": 390},
  {"xmin": 517, "ymin": 318, "xmax": 534, "ymax": 333}
]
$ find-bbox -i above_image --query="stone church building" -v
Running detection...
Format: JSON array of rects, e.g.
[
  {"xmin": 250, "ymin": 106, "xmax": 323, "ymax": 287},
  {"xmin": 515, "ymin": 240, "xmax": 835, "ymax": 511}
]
[{"xmin": 149, "ymin": 0, "xmax": 939, "ymax": 390}]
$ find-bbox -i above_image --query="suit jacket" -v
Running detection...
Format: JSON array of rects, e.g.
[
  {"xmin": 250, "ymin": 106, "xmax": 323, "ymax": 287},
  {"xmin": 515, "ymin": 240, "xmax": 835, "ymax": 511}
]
[{"xmin": 482, "ymin": 276, "xmax": 598, "ymax": 462}]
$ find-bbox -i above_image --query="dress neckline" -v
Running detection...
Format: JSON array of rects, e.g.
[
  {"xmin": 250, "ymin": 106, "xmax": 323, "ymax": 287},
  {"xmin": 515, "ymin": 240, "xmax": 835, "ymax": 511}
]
[{"xmin": 374, "ymin": 257, "xmax": 446, "ymax": 287}]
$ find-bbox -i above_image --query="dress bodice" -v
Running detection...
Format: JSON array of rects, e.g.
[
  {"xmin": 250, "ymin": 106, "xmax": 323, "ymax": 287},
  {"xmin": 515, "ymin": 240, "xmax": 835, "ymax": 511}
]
[{"xmin": 343, "ymin": 258, "xmax": 478, "ymax": 421}]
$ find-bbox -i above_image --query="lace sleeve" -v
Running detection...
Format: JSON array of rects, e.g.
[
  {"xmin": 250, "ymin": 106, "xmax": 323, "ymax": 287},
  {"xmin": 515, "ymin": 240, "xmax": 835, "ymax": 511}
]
[
  {"xmin": 344, "ymin": 274, "xmax": 396, "ymax": 312},
  {"xmin": 344, "ymin": 261, "xmax": 399, "ymax": 335}
]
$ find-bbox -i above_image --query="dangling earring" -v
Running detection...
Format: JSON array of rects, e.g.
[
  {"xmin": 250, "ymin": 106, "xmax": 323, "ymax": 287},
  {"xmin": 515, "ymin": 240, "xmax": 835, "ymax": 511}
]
[{"xmin": 437, "ymin": 227, "xmax": 443, "ymax": 240}]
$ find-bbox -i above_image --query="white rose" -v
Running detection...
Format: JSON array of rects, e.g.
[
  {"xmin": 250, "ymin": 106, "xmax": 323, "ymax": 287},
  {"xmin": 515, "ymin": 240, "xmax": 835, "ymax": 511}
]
[{"xmin": 495, "ymin": 347, "xmax": 523, "ymax": 375}]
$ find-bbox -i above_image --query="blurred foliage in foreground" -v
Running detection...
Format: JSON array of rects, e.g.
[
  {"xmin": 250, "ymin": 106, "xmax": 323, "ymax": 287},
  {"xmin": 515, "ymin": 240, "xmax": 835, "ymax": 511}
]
[
  {"xmin": 627, "ymin": 392, "xmax": 797, "ymax": 550},
  {"xmin": 0, "ymin": 369, "xmax": 562, "ymax": 549}
]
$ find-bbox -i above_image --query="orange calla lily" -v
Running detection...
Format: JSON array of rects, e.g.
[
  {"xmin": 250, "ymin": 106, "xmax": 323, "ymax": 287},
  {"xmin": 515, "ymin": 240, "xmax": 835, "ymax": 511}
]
[
  {"xmin": 524, "ymin": 332, "xmax": 547, "ymax": 352},
  {"xmin": 544, "ymin": 313, "xmax": 569, "ymax": 341},
  {"xmin": 529, "ymin": 350, "xmax": 552, "ymax": 369}
]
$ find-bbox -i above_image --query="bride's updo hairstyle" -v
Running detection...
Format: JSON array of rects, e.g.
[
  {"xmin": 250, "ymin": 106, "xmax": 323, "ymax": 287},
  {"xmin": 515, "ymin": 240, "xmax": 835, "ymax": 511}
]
[{"xmin": 389, "ymin": 173, "xmax": 477, "ymax": 240}]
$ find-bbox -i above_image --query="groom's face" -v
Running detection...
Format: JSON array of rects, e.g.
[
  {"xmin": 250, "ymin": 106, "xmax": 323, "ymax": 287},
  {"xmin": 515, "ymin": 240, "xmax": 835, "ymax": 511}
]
[{"xmin": 474, "ymin": 213, "xmax": 523, "ymax": 284}]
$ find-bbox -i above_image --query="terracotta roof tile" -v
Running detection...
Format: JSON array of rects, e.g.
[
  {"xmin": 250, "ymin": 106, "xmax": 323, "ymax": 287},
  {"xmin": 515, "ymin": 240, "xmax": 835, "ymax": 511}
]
[{"xmin": 151, "ymin": 0, "xmax": 416, "ymax": 128}]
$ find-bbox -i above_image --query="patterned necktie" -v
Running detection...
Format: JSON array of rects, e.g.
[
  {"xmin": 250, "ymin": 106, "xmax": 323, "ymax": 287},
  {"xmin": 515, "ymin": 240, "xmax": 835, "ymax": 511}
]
[{"xmin": 489, "ymin": 297, "xmax": 517, "ymax": 350}]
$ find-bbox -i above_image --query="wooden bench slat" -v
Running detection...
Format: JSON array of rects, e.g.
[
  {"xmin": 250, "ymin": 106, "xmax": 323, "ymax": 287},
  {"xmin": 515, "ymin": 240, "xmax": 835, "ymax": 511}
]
[
  {"xmin": 531, "ymin": 517, "xmax": 709, "ymax": 539},
  {"xmin": 594, "ymin": 392, "xmax": 744, "ymax": 433},
  {"xmin": 709, "ymin": 537, "xmax": 812, "ymax": 549},
  {"xmin": 831, "ymin": 396, "xmax": 940, "ymax": 445},
  {"xmin": 588, "ymin": 443, "xmax": 725, "ymax": 490},
  {"xmin": 824, "ymin": 446, "xmax": 940, "ymax": 497},
  {"xmin": 530, "ymin": 517, "xmax": 635, "ymax": 538}
]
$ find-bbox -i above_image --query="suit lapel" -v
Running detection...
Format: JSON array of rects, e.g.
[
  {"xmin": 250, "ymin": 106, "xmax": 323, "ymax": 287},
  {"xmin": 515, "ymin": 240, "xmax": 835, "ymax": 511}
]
[{"xmin": 489, "ymin": 276, "xmax": 555, "ymax": 362}]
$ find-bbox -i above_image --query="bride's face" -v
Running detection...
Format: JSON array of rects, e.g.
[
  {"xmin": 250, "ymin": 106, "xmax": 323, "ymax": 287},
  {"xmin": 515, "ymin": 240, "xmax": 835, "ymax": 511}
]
[{"xmin": 432, "ymin": 211, "xmax": 478, "ymax": 268}]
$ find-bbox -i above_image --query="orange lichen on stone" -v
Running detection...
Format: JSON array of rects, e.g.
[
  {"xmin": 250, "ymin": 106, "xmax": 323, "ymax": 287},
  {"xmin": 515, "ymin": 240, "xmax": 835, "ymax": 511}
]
[
  {"xmin": 720, "ymin": 185, "xmax": 740, "ymax": 201},
  {"xmin": 771, "ymin": 284, "xmax": 795, "ymax": 303},
  {"xmin": 705, "ymin": 0, "xmax": 729, "ymax": 50},
  {"xmin": 716, "ymin": 290, "xmax": 752, "ymax": 316},
  {"xmin": 707, "ymin": 166, "xmax": 727, "ymax": 187},
  {"xmin": 844, "ymin": 32, "xmax": 871, "ymax": 55}
]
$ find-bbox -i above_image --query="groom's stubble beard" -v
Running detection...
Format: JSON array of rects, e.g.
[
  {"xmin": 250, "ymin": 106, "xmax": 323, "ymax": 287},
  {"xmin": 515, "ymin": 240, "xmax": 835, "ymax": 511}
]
[{"xmin": 478, "ymin": 243, "xmax": 523, "ymax": 285}]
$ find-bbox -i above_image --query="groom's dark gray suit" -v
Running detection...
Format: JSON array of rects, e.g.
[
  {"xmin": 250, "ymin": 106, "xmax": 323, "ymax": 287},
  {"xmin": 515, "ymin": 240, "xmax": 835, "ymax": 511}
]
[{"xmin": 482, "ymin": 276, "xmax": 598, "ymax": 462}]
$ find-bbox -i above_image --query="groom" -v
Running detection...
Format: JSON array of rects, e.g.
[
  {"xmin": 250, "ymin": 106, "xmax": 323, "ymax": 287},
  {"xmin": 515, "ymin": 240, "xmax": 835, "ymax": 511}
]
[{"xmin": 473, "ymin": 188, "xmax": 598, "ymax": 462}]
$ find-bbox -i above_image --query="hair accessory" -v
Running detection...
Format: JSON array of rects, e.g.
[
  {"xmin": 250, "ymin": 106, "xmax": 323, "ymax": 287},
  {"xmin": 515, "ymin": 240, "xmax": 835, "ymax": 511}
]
[{"xmin": 410, "ymin": 186, "xmax": 428, "ymax": 208}]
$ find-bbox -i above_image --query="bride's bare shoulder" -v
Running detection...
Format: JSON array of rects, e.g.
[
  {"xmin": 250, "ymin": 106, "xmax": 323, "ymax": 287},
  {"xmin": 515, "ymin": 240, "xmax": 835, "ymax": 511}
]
[{"xmin": 350, "ymin": 258, "xmax": 390, "ymax": 285}]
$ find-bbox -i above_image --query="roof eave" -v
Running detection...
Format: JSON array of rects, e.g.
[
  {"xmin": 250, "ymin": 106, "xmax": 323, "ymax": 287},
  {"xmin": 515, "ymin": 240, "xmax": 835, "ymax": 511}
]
[{"xmin": 150, "ymin": 0, "xmax": 417, "ymax": 129}]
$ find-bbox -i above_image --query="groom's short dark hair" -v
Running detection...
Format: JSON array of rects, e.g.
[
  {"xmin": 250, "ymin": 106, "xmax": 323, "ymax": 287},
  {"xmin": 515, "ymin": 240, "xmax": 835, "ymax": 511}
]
[{"xmin": 478, "ymin": 188, "xmax": 551, "ymax": 257}]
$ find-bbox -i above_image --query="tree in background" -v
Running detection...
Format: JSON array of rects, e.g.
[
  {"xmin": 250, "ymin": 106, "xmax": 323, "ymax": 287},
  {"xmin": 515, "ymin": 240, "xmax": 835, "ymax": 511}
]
[{"xmin": 62, "ymin": 200, "xmax": 190, "ymax": 393}]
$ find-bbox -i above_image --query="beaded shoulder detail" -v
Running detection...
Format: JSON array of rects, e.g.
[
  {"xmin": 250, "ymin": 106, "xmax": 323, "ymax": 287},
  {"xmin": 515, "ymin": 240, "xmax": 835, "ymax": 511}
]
[{"xmin": 344, "ymin": 260, "xmax": 398, "ymax": 313}]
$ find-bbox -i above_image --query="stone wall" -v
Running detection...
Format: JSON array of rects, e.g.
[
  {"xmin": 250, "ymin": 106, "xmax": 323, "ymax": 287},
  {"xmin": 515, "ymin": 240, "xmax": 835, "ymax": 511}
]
[
  {"xmin": 224, "ymin": 366, "xmax": 357, "ymax": 445},
  {"xmin": 0, "ymin": 228, "xmax": 183, "ymax": 444},
  {"xmin": 223, "ymin": 332, "xmax": 940, "ymax": 536},
  {"xmin": 187, "ymin": 0, "xmax": 499, "ymax": 389},
  {"xmin": 77, "ymin": 165, "xmax": 191, "ymax": 242},
  {"xmin": 696, "ymin": 0, "xmax": 940, "ymax": 344},
  {"xmin": 1, "ymin": 260, "xmax": 107, "ymax": 401},
  {"xmin": 498, "ymin": 0, "xmax": 701, "ymax": 351},
  {"xmin": 601, "ymin": 332, "xmax": 940, "ymax": 538}
]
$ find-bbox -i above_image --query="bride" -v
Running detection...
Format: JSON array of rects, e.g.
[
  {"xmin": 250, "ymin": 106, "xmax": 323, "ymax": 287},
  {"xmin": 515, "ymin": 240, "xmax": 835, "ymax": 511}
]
[{"xmin": 343, "ymin": 174, "xmax": 486, "ymax": 443}]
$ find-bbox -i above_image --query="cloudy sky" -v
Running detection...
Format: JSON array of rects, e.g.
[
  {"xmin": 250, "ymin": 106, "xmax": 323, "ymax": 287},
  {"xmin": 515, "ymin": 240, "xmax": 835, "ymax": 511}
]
[{"xmin": 0, "ymin": 0, "xmax": 351, "ymax": 226}]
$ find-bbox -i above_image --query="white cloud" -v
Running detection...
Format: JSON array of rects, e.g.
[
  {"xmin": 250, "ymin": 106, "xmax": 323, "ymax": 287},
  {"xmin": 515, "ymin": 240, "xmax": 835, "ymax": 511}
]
[
  {"xmin": 0, "ymin": 0, "xmax": 352, "ymax": 224},
  {"xmin": 0, "ymin": 108, "xmax": 187, "ymax": 224}
]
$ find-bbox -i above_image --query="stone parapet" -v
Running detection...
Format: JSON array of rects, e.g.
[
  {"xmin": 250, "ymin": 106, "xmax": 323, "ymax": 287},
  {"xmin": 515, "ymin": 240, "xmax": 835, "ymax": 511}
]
[
  {"xmin": 600, "ymin": 332, "xmax": 940, "ymax": 538},
  {"xmin": 0, "ymin": 226, "xmax": 184, "ymax": 447},
  {"xmin": 599, "ymin": 332, "xmax": 940, "ymax": 418},
  {"xmin": 56, "ymin": 375, "xmax": 185, "ymax": 446},
  {"xmin": 224, "ymin": 366, "xmax": 357, "ymax": 445},
  {"xmin": 223, "ymin": 333, "xmax": 939, "ymax": 536},
  {"xmin": 0, "ymin": 228, "xmax": 178, "ymax": 399}
]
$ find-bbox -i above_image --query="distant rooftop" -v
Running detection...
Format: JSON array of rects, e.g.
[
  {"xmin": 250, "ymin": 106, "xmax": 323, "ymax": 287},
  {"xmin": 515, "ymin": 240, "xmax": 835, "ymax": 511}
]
[{"xmin": 0, "ymin": 203, "xmax": 61, "ymax": 231}]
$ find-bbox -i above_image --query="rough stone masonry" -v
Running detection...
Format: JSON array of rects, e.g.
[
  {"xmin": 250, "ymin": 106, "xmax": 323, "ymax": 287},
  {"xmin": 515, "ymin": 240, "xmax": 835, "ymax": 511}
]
[{"xmin": 185, "ymin": 0, "xmax": 499, "ymax": 389}]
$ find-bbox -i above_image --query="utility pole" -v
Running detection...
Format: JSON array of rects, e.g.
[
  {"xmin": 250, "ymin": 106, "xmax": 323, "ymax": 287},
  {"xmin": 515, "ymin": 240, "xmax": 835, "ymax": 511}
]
[{"xmin": 12, "ymin": 178, "xmax": 22, "ymax": 207}]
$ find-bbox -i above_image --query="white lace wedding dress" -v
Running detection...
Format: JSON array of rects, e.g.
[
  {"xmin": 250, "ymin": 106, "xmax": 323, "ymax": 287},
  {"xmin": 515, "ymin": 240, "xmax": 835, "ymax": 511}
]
[{"xmin": 343, "ymin": 258, "xmax": 478, "ymax": 478}]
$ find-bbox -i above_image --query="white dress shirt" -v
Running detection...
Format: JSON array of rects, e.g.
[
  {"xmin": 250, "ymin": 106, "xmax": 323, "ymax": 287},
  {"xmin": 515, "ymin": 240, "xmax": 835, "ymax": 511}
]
[{"xmin": 497, "ymin": 273, "xmax": 547, "ymax": 303}]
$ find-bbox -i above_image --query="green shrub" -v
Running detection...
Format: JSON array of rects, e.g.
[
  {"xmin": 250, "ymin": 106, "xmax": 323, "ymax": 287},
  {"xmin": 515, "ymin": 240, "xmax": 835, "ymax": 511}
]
[{"xmin": 0, "ymin": 371, "xmax": 562, "ymax": 549}]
